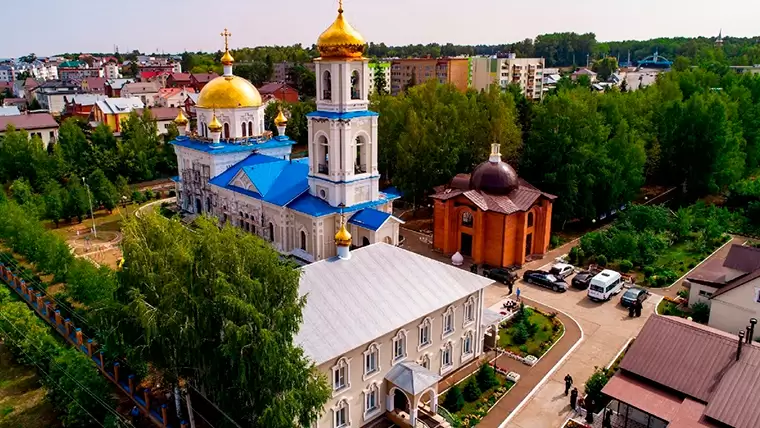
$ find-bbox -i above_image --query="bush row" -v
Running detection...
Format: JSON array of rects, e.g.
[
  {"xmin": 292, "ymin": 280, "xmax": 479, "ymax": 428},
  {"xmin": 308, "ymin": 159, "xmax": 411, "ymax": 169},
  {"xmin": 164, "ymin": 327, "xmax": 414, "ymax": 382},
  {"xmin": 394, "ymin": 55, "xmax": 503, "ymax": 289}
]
[{"xmin": 0, "ymin": 287, "xmax": 119, "ymax": 427}]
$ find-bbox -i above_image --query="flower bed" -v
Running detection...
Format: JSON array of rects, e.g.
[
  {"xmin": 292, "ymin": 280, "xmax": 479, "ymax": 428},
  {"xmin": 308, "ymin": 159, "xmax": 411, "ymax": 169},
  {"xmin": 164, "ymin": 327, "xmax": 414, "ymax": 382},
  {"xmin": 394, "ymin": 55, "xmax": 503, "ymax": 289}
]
[
  {"xmin": 439, "ymin": 365, "xmax": 515, "ymax": 427},
  {"xmin": 497, "ymin": 305, "xmax": 564, "ymax": 359},
  {"xmin": 563, "ymin": 419, "xmax": 592, "ymax": 428}
]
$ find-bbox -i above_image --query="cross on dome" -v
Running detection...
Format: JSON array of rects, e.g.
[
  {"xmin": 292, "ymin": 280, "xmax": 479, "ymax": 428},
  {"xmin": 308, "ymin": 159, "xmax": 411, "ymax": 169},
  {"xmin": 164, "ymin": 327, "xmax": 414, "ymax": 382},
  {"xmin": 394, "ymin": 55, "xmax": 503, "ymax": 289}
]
[{"xmin": 221, "ymin": 28, "xmax": 232, "ymax": 51}]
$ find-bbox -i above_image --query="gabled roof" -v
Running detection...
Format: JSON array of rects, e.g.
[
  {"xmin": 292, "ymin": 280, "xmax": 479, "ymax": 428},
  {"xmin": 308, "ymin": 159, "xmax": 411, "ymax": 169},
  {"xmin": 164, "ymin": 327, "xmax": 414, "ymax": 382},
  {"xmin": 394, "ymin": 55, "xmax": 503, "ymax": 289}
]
[
  {"xmin": 0, "ymin": 113, "xmax": 58, "ymax": 131},
  {"xmin": 123, "ymin": 81, "xmax": 159, "ymax": 94},
  {"xmin": 348, "ymin": 207, "xmax": 402, "ymax": 231},
  {"xmin": 208, "ymin": 154, "xmax": 309, "ymax": 206},
  {"xmin": 295, "ymin": 243, "xmax": 494, "ymax": 365},
  {"xmin": 191, "ymin": 72, "xmax": 218, "ymax": 83},
  {"xmin": 145, "ymin": 107, "xmax": 183, "ymax": 121},
  {"xmin": 0, "ymin": 107, "xmax": 20, "ymax": 116},
  {"xmin": 431, "ymin": 177, "xmax": 555, "ymax": 215},
  {"xmin": 168, "ymin": 73, "xmax": 191, "ymax": 82},
  {"xmin": 95, "ymin": 97, "xmax": 144, "ymax": 115},
  {"xmin": 385, "ymin": 362, "xmax": 441, "ymax": 395},
  {"xmin": 67, "ymin": 94, "xmax": 107, "ymax": 106},
  {"xmin": 258, "ymin": 82, "xmax": 297, "ymax": 95},
  {"xmin": 287, "ymin": 187, "xmax": 400, "ymax": 218}
]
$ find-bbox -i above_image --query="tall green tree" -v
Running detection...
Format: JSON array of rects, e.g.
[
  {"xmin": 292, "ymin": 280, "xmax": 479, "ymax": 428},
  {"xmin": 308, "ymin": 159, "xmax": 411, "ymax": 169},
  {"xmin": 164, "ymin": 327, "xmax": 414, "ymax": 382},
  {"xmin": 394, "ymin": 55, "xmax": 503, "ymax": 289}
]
[
  {"xmin": 65, "ymin": 176, "xmax": 89, "ymax": 223},
  {"xmin": 592, "ymin": 56, "xmax": 619, "ymax": 81},
  {"xmin": 42, "ymin": 180, "xmax": 65, "ymax": 227}
]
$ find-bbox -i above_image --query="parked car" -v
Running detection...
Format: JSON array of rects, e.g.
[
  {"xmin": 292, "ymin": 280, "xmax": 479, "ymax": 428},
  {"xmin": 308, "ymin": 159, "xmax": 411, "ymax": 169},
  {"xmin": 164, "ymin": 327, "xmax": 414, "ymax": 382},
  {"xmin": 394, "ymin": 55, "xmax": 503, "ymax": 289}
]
[
  {"xmin": 522, "ymin": 270, "xmax": 568, "ymax": 292},
  {"xmin": 571, "ymin": 271, "xmax": 595, "ymax": 290},
  {"xmin": 620, "ymin": 287, "xmax": 649, "ymax": 308},
  {"xmin": 588, "ymin": 270, "xmax": 624, "ymax": 302},
  {"xmin": 549, "ymin": 263, "xmax": 575, "ymax": 279},
  {"xmin": 486, "ymin": 267, "xmax": 518, "ymax": 285}
]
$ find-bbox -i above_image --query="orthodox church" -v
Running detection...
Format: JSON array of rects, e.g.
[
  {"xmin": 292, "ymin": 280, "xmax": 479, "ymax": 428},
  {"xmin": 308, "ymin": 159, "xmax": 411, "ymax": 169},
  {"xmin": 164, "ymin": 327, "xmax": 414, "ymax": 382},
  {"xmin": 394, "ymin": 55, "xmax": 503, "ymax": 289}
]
[{"xmin": 170, "ymin": 15, "xmax": 401, "ymax": 263}]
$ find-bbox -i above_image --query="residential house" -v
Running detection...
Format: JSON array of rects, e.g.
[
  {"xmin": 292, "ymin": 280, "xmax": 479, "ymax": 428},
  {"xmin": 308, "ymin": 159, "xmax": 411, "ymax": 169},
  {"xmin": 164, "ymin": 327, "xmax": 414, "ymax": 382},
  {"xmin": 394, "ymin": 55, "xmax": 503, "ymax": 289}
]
[
  {"xmin": 63, "ymin": 94, "xmax": 108, "ymax": 119},
  {"xmin": 166, "ymin": 73, "xmax": 192, "ymax": 88},
  {"xmin": 0, "ymin": 65, "xmax": 15, "ymax": 82},
  {"xmin": 103, "ymin": 61, "xmax": 120, "ymax": 80},
  {"xmin": 571, "ymin": 68, "xmax": 598, "ymax": 82},
  {"xmin": 81, "ymin": 77, "xmax": 107, "ymax": 95},
  {"xmin": 3, "ymin": 98, "xmax": 27, "ymax": 112},
  {"xmin": 471, "ymin": 55, "xmax": 545, "ymax": 100},
  {"xmin": 272, "ymin": 61, "xmax": 316, "ymax": 83},
  {"xmin": 183, "ymin": 93, "xmax": 199, "ymax": 118},
  {"xmin": 34, "ymin": 80, "xmax": 85, "ymax": 115},
  {"xmin": 22, "ymin": 78, "xmax": 40, "ymax": 103},
  {"xmin": 189, "ymin": 72, "xmax": 218, "ymax": 91},
  {"xmin": 601, "ymin": 314, "xmax": 760, "ymax": 428},
  {"xmin": 0, "ymin": 106, "xmax": 20, "ymax": 116},
  {"xmin": 146, "ymin": 107, "xmax": 184, "ymax": 134},
  {"xmin": 92, "ymin": 97, "xmax": 144, "ymax": 132},
  {"xmin": 0, "ymin": 113, "xmax": 59, "ymax": 148},
  {"xmin": 139, "ymin": 71, "xmax": 170, "ymax": 87},
  {"xmin": 105, "ymin": 78, "xmax": 133, "ymax": 97},
  {"xmin": 390, "ymin": 58, "xmax": 471, "ymax": 96},
  {"xmin": 258, "ymin": 82, "xmax": 299, "ymax": 103},
  {"xmin": 155, "ymin": 87, "xmax": 195, "ymax": 108},
  {"xmin": 59, "ymin": 64, "xmax": 104, "ymax": 81},
  {"xmin": 121, "ymin": 82, "xmax": 160, "ymax": 107}
]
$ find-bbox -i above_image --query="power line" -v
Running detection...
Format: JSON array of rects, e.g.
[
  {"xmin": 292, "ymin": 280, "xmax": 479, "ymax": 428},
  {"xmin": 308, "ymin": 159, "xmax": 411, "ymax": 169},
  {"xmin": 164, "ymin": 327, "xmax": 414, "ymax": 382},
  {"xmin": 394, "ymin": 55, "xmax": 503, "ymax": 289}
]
[{"xmin": 187, "ymin": 383, "xmax": 243, "ymax": 428}]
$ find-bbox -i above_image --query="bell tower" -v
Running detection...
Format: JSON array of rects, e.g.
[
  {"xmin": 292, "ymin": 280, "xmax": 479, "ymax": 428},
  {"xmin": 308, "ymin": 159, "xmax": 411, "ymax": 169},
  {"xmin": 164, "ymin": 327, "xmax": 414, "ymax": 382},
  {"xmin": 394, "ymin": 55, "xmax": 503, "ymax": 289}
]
[{"xmin": 307, "ymin": 1, "xmax": 379, "ymax": 208}]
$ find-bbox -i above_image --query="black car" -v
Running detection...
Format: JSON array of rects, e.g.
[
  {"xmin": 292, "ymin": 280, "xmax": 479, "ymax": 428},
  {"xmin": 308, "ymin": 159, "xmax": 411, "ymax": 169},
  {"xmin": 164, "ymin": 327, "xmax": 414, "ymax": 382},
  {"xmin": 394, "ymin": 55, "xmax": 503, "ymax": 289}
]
[
  {"xmin": 522, "ymin": 270, "xmax": 568, "ymax": 292},
  {"xmin": 486, "ymin": 267, "xmax": 518, "ymax": 285},
  {"xmin": 572, "ymin": 271, "xmax": 595, "ymax": 290},
  {"xmin": 620, "ymin": 287, "xmax": 649, "ymax": 308}
]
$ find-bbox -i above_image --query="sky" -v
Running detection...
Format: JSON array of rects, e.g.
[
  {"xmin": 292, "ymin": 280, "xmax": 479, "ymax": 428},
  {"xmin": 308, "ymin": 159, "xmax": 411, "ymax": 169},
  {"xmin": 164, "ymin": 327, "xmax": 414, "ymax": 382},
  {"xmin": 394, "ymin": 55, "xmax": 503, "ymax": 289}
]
[{"xmin": 3, "ymin": 0, "xmax": 757, "ymax": 58}]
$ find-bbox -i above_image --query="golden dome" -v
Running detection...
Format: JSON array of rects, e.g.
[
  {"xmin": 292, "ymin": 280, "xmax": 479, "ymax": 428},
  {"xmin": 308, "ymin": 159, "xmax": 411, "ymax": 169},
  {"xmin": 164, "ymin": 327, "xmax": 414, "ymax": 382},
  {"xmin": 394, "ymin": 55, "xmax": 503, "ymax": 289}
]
[
  {"xmin": 197, "ymin": 75, "xmax": 262, "ymax": 109},
  {"xmin": 174, "ymin": 108, "xmax": 188, "ymax": 125},
  {"xmin": 208, "ymin": 114, "xmax": 223, "ymax": 132},
  {"xmin": 220, "ymin": 50, "xmax": 235, "ymax": 65},
  {"xmin": 274, "ymin": 108, "xmax": 288, "ymax": 126},
  {"xmin": 317, "ymin": 3, "xmax": 366, "ymax": 59},
  {"xmin": 335, "ymin": 221, "xmax": 352, "ymax": 246}
]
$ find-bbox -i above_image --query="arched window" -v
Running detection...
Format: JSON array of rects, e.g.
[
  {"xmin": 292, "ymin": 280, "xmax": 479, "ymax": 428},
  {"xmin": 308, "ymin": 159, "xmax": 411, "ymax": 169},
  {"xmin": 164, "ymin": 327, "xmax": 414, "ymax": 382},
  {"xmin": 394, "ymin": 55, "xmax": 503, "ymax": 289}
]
[
  {"xmin": 241, "ymin": 122, "xmax": 247, "ymax": 137},
  {"xmin": 248, "ymin": 121, "xmax": 253, "ymax": 137},
  {"xmin": 351, "ymin": 70, "xmax": 361, "ymax": 100},
  {"xmin": 462, "ymin": 211, "xmax": 473, "ymax": 227},
  {"xmin": 362, "ymin": 237, "xmax": 370, "ymax": 247},
  {"xmin": 527, "ymin": 211, "xmax": 534, "ymax": 227},
  {"xmin": 355, "ymin": 135, "xmax": 367, "ymax": 174},
  {"xmin": 202, "ymin": 123, "xmax": 208, "ymax": 137},
  {"xmin": 462, "ymin": 331, "xmax": 474, "ymax": 357},
  {"xmin": 300, "ymin": 230, "xmax": 307, "ymax": 251},
  {"xmin": 322, "ymin": 70, "xmax": 332, "ymax": 100},
  {"xmin": 223, "ymin": 123, "xmax": 230, "ymax": 140},
  {"xmin": 318, "ymin": 135, "xmax": 329, "ymax": 174},
  {"xmin": 268, "ymin": 222, "xmax": 274, "ymax": 242}
]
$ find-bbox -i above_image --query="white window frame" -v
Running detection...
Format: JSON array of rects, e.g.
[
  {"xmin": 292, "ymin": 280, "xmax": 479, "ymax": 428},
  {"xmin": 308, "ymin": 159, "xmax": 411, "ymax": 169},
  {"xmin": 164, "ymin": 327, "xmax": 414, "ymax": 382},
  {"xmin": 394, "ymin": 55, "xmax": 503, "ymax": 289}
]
[
  {"xmin": 461, "ymin": 330, "xmax": 474, "ymax": 362},
  {"xmin": 362, "ymin": 343, "xmax": 381, "ymax": 381},
  {"xmin": 440, "ymin": 341, "xmax": 454, "ymax": 375},
  {"xmin": 333, "ymin": 398, "xmax": 350, "ymax": 428},
  {"xmin": 363, "ymin": 382, "xmax": 381, "ymax": 420},
  {"xmin": 392, "ymin": 329, "xmax": 408, "ymax": 364},
  {"xmin": 463, "ymin": 296, "xmax": 476, "ymax": 327},
  {"xmin": 331, "ymin": 357, "xmax": 351, "ymax": 394},
  {"xmin": 442, "ymin": 306, "xmax": 455, "ymax": 339},
  {"xmin": 418, "ymin": 317, "xmax": 432, "ymax": 351}
]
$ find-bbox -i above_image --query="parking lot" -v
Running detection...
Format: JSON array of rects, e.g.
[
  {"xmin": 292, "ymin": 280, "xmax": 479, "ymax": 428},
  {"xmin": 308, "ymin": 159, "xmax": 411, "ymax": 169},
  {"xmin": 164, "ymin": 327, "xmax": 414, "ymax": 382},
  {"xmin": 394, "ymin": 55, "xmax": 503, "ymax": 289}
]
[{"xmin": 482, "ymin": 260, "xmax": 660, "ymax": 428}]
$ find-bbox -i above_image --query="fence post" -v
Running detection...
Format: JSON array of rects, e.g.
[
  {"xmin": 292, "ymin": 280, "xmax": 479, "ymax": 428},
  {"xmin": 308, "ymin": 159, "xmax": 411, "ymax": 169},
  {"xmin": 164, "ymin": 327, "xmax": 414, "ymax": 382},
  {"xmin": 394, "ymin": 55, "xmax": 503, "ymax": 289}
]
[
  {"xmin": 113, "ymin": 362, "xmax": 120, "ymax": 383},
  {"xmin": 54, "ymin": 310, "xmax": 61, "ymax": 326},
  {"xmin": 161, "ymin": 404, "xmax": 168, "ymax": 426},
  {"xmin": 99, "ymin": 351, "xmax": 105, "ymax": 370},
  {"xmin": 128, "ymin": 374, "xmax": 135, "ymax": 394},
  {"xmin": 36, "ymin": 293, "xmax": 43, "ymax": 311},
  {"xmin": 144, "ymin": 388, "xmax": 151, "ymax": 410},
  {"xmin": 64, "ymin": 318, "xmax": 71, "ymax": 337},
  {"xmin": 26, "ymin": 286, "xmax": 33, "ymax": 302},
  {"xmin": 20, "ymin": 280, "xmax": 27, "ymax": 296},
  {"xmin": 181, "ymin": 420, "xmax": 188, "ymax": 428},
  {"xmin": 76, "ymin": 328, "xmax": 83, "ymax": 346},
  {"xmin": 86, "ymin": 339, "xmax": 93, "ymax": 356}
]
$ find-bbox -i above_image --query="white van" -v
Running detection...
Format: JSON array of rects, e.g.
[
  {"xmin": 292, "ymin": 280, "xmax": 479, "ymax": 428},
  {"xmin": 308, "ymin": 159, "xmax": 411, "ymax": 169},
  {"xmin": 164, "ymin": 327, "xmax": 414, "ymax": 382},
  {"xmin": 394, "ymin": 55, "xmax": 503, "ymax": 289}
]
[{"xmin": 587, "ymin": 269, "xmax": 623, "ymax": 301}]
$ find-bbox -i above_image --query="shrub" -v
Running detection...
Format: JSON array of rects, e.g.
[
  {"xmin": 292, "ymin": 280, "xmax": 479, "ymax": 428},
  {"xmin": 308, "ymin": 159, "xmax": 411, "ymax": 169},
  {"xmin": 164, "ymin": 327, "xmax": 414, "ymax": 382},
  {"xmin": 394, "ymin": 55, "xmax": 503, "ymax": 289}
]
[
  {"xmin": 443, "ymin": 385, "xmax": 465, "ymax": 412},
  {"xmin": 690, "ymin": 302, "xmax": 710, "ymax": 323},
  {"xmin": 596, "ymin": 255, "xmax": 608, "ymax": 267},
  {"xmin": 568, "ymin": 247, "xmax": 579, "ymax": 264},
  {"xmin": 550, "ymin": 235, "xmax": 561, "ymax": 249},
  {"xmin": 519, "ymin": 344, "xmax": 529, "ymax": 354},
  {"xmin": 643, "ymin": 266, "xmax": 654, "ymax": 277},
  {"xmin": 131, "ymin": 190, "xmax": 145, "ymax": 204},
  {"xmin": 144, "ymin": 189, "xmax": 154, "ymax": 200},
  {"xmin": 463, "ymin": 378, "xmax": 482, "ymax": 402},
  {"xmin": 512, "ymin": 321, "xmax": 530, "ymax": 345},
  {"xmin": 619, "ymin": 260, "xmax": 633, "ymax": 273},
  {"xmin": 476, "ymin": 364, "xmax": 500, "ymax": 391},
  {"xmin": 584, "ymin": 367, "xmax": 610, "ymax": 405},
  {"xmin": 677, "ymin": 289, "xmax": 689, "ymax": 299}
]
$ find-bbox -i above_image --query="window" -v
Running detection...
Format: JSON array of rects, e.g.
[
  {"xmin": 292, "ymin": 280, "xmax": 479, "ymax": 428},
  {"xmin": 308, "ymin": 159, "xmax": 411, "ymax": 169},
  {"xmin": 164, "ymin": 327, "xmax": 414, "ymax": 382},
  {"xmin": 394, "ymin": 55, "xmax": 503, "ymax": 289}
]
[
  {"xmin": 527, "ymin": 211, "xmax": 534, "ymax": 227},
  {"xmin": 248, "ymin": 121, "xmax": 253, "ymax": 137},
  {"xmin": 355, "ymin": 135, "xmax": 367, "ymax": 174},
  {"xmin": 364, "ymin": 383, "xmax": 379, "ymax": 415},
  {"xmin": 300, "ymin": 230, "xmax": 307, "ymax": 251},
  {"xmin": 442, "ymin": 307, "xmax": 454, "ymax": 337},
  {"xmin": 418, "ymin": 318, "xmax": 431, "ymax": 349},
  {"xmin": 323, "ymin": 70, "xmax": 332, "ymax": 100},
  {"xmin": 462, "ymin": 211, "xmax": 473, "ymax": 227},
  {"xmin": 241, "ymin": 122, "xmax": 247, "ymax": 137},
  {"xmin": 223, "ymin": 123, "xmax": 230, "ymax": 139},
  {"xmin": 392, "ymin": 330, "xmax": 407, "ymax": 362},
  {"xmin": 268, "ymin": 222, "xmax": 275, "ymax": 242},
  {"xmin": 441, "ymin": 342, "xmax": 453, "ymax": 372},
  {"xmin": 462, "ymin": 331, "xmax": 474, "ymax": 356},
  {"xmin": 318, "ymin": 135, "xmax": 329, "ymax": 174},
  {"xmin": 332, "ymin": 358, "xmax": 350, "ymax": 392},
  {"xmin": 364, "ymin": 343, "xmax": 379, "ymax": 377},
  {"xmin": 698, "ymin": 289, "xmax": 713, "ymax": 298},
  {"xmin": 334, "ymin": 399, "xmax": 349, "ymax": 428},
  {"xmin": 351, "ymin": 70, "xmax": 361, "ymax": 100},
  {"xmin": 464, "ymin": 297, "xmax": 475, "ymax": 325}
]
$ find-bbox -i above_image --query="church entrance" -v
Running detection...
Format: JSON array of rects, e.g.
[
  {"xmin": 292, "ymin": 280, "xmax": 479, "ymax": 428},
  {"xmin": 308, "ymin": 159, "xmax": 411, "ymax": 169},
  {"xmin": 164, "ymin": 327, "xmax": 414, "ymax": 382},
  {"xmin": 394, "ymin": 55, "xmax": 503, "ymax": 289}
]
[
  {"xmin": 394, "ymin": 389, "xmax": 410, "ymax": 413},
  {"xmin": 460, "ymin": 233, "xmax": 473, "ymax": 257},
  {"xmin": 195, "ymin": 198, "xmax": 201, "ymax": 213},
  {"xmin": 525, "ymin": 233, "xmax": 533, "ymax": 257}
]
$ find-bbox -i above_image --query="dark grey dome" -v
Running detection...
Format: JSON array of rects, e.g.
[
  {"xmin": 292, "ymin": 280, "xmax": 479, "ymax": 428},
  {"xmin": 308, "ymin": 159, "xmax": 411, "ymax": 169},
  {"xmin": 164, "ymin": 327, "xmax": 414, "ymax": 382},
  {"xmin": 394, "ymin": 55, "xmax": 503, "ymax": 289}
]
[{"xmin": 469, "ymin": 160, "xmax": 519, "ymax": 195}]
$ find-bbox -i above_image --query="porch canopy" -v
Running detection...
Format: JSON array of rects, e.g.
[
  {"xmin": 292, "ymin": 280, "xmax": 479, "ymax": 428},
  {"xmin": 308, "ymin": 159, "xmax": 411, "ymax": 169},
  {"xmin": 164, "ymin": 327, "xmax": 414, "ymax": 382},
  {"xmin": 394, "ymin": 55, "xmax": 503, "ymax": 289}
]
[
  {"xmin": 385, "ymin": 362, "xmax": 441, "ymax": 396},
  {"xmin": 603, "ymin": 372, "xmax": 682, "ymax": 422}
]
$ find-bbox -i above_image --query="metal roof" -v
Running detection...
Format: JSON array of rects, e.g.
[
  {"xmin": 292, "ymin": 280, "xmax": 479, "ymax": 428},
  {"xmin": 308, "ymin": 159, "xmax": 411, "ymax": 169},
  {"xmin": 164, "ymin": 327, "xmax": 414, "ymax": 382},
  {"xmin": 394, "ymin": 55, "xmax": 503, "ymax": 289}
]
[
  {"xmin": 95, "ymin": 97, "xmax": 144, "ymax": 115},
  {"xmin": 348, "ymin": 208, "xmax": 398, "ymax": 231},
  {"xmin": 295, "ymin": 243, "xmax": 494, "ymax": 365},
  {"xmin": 385, "ymin": 362, "xmax": 441, "ymax": 395},
  {"xmin": 0, "ymin": 113, "xmax": 58, "ymax": 131},
  {"xmin": 0, "ymin": 107, "xmax": 20, "ymax": 116}
]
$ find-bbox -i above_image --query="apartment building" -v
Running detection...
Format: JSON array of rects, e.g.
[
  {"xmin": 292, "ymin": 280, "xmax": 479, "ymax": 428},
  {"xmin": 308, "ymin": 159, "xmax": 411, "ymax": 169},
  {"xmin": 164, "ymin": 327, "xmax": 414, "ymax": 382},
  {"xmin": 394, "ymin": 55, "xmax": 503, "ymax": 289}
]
[
  {"xmin": 471, "ymin": 55, "xmax": 545, "ymax": 100},
  {"xmin": 368, "ymin": 61, "xmax": 391, "ymax": 94},
  {"xmin": 390, "ymin": 58, "xmax": 471, "ymax": 95},
  {"xmin": 272, "ymin": 61, "xmax": 317, "ymax": 83},
  {"xmin": 0, "ymin": 66, "xmax": 16, "ymax": 83}
]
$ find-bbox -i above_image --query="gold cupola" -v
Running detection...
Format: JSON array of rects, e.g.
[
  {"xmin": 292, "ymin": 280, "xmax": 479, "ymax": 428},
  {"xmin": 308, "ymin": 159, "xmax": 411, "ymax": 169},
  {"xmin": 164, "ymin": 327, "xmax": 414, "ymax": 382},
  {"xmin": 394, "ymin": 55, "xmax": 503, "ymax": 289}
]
[
  {"xmin": 208, "ymin": 113, "xmax": 223, "ymax": 133},
  {"xmin": 317, "ymin": 0, "xmax": 366, "ymax": 59},
  {"xmin": 174, "ymin": 108, "xmax": 188, "ymax": 125},
  {"xmin": 274, "ymin": 108, "xmax": 288, "ymax": 127},
  {"xmin": 335, "ymin": 221, "xmax": 352, "ymax": 247}
]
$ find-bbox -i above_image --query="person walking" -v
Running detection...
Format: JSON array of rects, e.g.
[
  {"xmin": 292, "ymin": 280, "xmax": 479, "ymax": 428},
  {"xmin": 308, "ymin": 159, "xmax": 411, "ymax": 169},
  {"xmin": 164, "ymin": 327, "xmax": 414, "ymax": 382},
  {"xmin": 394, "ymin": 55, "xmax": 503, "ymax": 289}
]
[
  {"xmin": 507, "ymin": 279, "xmax": 514, "ymax": 296},
  {"xmin": 603, "ymin": 408, "xmax": 613, "ymax": 428},
  {"xmin": 564, "ymin": 374, "xmax": 573, "ymax": 395},
  {"xmin": 570, "ymin": 387, "xmax": 578, "ymax": 412},
  {"xmin": 516, "ymin": 287, "xmax": 521, "ymax": 302},
  {"xmin": 634, "ymin": 298, "xmax": 642, "ymax": 317}
]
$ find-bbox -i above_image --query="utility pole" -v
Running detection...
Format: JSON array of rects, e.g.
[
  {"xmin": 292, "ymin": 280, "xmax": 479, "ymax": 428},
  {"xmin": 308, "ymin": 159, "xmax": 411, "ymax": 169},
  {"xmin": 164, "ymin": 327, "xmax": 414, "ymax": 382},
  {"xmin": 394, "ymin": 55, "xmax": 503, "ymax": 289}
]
[{"xmin": 82, "ymin": 177, "xmax": 97, "ymax": 238}]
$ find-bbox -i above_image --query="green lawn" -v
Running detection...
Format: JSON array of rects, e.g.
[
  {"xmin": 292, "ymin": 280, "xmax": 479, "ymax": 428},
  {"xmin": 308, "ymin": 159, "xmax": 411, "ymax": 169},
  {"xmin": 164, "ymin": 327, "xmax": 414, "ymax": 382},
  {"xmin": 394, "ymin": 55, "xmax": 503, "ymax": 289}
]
[
  {"xmin": 657, "ymin": 299, "xmax": 687, "ymax": 317},
  {"xmin": 439, "ymin": 373, "xmax": 514, "ymax": 425},
  {"xmin": 498, "ymin": 309, "xmax": 562, "ymax": 357},
  {"xmin": 0, "ymin": 344, "xmax": 61, "ymax": 428}
]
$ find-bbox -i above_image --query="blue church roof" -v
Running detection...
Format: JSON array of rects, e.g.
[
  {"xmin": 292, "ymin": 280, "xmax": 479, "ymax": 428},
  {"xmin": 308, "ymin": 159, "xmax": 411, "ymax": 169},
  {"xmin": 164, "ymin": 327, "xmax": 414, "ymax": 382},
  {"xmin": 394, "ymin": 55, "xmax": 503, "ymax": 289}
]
[
  {"xmin": 348, "ymin": 208, "xmax": 392, "ymax": 231},
  {"xmin": 170, "ymin": 135, "xmax": 296, "ymax": 154}
]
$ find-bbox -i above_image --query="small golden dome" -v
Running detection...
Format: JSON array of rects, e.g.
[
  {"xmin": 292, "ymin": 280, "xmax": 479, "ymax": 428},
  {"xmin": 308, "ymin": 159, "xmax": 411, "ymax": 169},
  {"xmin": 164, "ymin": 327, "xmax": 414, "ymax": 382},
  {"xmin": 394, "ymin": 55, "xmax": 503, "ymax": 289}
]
[
  {"xmin": 317, "ymin": 4, "xmax": 366, "ymax": 59},
  {"xmin": 197, "ymin": 75, "xmax": 262, "ymax": 109},
  {"xmin": 220, "ymin": 50, "xmax": 235, "ymax": 66},
  {"xmin": 274, "ymin": 108, "xmax": 288, "ymax": 126},
  {"xmin": 335, "ymin": 221, "xmax": 352, "ymax": 246},
  {"xmin": 208, "ymin": 114, "xmax": 223, "ymax": 133},
  {"xmin": 174, "ymin": 108, "xmax": 188, "ymax": 125}
]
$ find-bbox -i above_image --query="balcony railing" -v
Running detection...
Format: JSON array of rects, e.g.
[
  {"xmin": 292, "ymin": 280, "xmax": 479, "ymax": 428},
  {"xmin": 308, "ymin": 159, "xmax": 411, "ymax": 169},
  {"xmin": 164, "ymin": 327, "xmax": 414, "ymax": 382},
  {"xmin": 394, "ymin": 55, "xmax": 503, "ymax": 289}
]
[
  {"xmin": 318, "ymin": 163, "xmax": 329, "ymax": 174},
  {"xmin": 355, "ymin": 164, "xmax": 367, "ymax": 174}
]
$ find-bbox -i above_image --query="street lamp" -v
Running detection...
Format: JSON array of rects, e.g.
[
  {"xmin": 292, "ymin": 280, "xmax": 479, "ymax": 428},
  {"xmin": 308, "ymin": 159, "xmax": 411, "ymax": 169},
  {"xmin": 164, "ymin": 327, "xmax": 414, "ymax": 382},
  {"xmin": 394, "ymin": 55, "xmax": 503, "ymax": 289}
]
[{"xmin": 82, "ymin": 177, "xmax": 97, "ymax": 238}]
